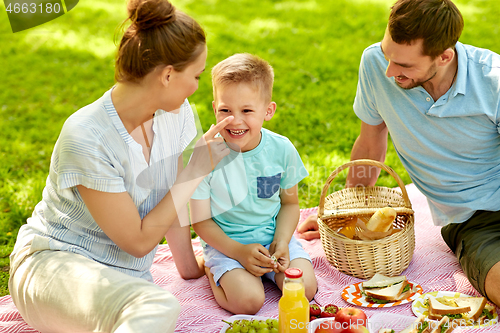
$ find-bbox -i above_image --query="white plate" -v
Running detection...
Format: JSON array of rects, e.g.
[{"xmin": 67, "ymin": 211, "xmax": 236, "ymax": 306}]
[
  {"xmin": 368, "ymin": 313, "xmax": 417, "ymax": 333},
  {"xmin": 341, "ymin": 281, "xmax": 423, "ymax": 308},
  {"xmin": 219, "ymin": 314, "xmax": 278, "ymax": 333},
  {"xmin": 308, "ymin": 318, "xmax": 337, "ymax": 333},
  {"xmin": 412, "ymin": 291, "xmax": 498, "ymax": 328}
]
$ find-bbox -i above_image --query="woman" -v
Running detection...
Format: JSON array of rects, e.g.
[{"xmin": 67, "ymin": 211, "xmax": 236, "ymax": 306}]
[{"xmin": 8, "ymin": 0, "xmax": 233, "ymax": 332}]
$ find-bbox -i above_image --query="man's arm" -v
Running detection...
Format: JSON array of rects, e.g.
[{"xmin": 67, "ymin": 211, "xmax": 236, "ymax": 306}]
[{"xmin": 346, "ymin": 121, "xmax": 389, "ymax": 187}]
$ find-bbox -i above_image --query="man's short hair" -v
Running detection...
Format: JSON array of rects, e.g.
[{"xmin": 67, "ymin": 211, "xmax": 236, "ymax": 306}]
[
  {"xmin": 212, "ymin": 53, "xmax": 274, "ymax": 103},
  {"xmin": 389, "ymin": 0, "xmax": 464, "ymax": 58}
]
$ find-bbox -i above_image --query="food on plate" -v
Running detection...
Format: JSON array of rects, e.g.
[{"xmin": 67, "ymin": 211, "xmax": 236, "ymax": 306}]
[
  {"xmin": 426, "ymin": 295, "xmax": 493, "ymax": 324},
  {"xmin": 378, "ymin": 316, "xmax": 456, "ymax": 333},
  {"xmin": 335, "ymin": 307, "xmax": 368, "ymax": 328},
  {"xmin": 427, "ymin": 296, "xmax": 471, "ymax": 320},
  {"xmin": 362, "ymin": 273, "xmax": 406, "ymax": 289},
  {"xmin": 430, "ymin": 316, "xmax": 454, "ymax": 333},
  {"xmin": 366, "ymin": 207, "xmax": 397, "ymax": 232},
  {"xmin": 418, "ymin": 294, "xmax": 496, "ymax": 327},
  {"xmin": 320, "ymin": 304, "xmax": 340, "ymax": 318},
  {"xmin": 361, "ymin": 273, "xmax": 411, "ymax": 303},
  {"xmin": 399, "ymin": 315, "xmax": 432, "ymax": 333},
  {"xmin": 453, "ymin": 297, "xmax": 488, "ymax": 322},
  {"xmin": 222, "ymin": 318, "xmax": 279, "ymax": 333}
]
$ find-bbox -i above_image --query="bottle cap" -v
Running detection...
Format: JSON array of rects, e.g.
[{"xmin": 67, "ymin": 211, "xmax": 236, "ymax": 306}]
[{"xmin": 284, "ymin": 267, "xmax": 303, "ymax": 278}]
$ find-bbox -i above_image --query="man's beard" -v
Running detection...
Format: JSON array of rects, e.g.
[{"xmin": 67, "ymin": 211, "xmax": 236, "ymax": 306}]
[{"xmin": 395, "ymin": 62, "xmax": 437, "ymax": 90}]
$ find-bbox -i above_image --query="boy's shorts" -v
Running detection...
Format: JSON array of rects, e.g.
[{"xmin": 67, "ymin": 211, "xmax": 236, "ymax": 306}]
[
  {"xmin": 203, "ymin": 236, "xmax": 311, "ymax": 286},
  {"xmin": 441, "ymin": 210, "xmax": 500, "ymax": 300}
]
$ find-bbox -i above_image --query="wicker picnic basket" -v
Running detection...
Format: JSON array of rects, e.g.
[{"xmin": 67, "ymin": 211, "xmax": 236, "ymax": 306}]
[{"xmin": 317, "ymin": 159, "xmax": 415, "ymax": 279}]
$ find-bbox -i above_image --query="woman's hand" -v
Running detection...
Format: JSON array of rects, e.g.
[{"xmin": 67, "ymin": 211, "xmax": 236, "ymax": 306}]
[
  {"xmin": 269, "ymin": 240, "xmax": 290, "ymax": 273},
  {"xmin": 234, "ymin": 243, "xmax": 275, "ymax": 277},
  {"xmin": 297, "ymin": 214, "xmax": 320, "ymax": 240},
  {"xmin": 189, "ymin": 116, "xmax": 234, "ymax": 178}
]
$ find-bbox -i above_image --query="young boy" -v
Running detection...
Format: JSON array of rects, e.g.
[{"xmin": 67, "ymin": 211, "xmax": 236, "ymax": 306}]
[{"xmin": 190, "ymin": 53, "xmax": 317, "ymax": 315}]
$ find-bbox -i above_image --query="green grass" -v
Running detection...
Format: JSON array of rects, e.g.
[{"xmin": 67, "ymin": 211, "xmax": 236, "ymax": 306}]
[{"xmin": 1, "ymin": 0, "xmax": 499, "ymax": 297}]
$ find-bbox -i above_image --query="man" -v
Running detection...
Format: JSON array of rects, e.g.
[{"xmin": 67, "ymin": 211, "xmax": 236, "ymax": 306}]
[{"xmin": 298, "ymin": 0, "xmax": 500, "ymax": 306}]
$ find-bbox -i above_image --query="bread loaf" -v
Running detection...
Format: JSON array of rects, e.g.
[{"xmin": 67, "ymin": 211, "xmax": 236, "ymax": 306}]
[{"xmin": 366, "ymin": 207, "xmax": 397, "ymax": 232}]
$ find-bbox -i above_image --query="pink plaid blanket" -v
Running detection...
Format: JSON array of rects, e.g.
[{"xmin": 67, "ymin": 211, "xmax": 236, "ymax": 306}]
[{"xmin": 0, "ymin": 184, "xmax": 498, "ymax": 332}]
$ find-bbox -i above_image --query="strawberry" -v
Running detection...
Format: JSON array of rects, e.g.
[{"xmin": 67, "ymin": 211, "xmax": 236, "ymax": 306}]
[
  {"xmin": 320, "ymin": 304, "xmax": 340, "ymax": 318},
  {"xmin": 309, "ymin": 304, "xmax": 321, "ymax": 317}
]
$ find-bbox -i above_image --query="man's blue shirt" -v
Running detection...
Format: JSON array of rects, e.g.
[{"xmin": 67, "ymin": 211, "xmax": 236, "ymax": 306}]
[{"xmin": 354, "ymin": 41, "xmax": 500, "ymax": 225}]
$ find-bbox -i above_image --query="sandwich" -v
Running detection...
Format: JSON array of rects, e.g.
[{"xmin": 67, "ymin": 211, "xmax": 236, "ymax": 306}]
[
  {"xmin": 362, "ymin": 273, "xmax": 412, "ymax": 303},
  {"xmin": 406, "ymin": 315, "xmax": 431, "ymax": 333},
  {"xmin": 453, "ymin": 297, "xmax": 488, "ymax": 322},
  {"xmin": 427, "ymin": 295, "xmax": 492, "ymax": 325},
  {"xmin": 378, "ymin": 316, "xmax": 455, "ymax": 333},
  {"xmin": 427, "ymin": 296, "xmax": 471, "ymax": 320},
  {"xmin": 430, "ymin": 316, "xmax": 453, "ymax": 333}
]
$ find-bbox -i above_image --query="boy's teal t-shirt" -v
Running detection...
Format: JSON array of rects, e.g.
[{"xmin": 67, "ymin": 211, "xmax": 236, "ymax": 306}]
[{"xmin": 191, "ymin": 128, "xmax": 308, "ymax": 245}]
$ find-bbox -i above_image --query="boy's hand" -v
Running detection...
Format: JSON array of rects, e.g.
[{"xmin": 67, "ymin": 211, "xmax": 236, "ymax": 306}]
[
  {"xmin": 235, "ymin": 243, "xmax": 275, "ymax": 277},
  {"xmin": 269, "ymin": 240, "xmax": 290, "ymax": 273}
]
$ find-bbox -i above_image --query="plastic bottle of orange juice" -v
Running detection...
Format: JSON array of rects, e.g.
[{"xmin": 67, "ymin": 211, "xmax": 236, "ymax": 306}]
[{"xmin": 278, "ymin": 268, "xmax": 309, "ymax": 333}]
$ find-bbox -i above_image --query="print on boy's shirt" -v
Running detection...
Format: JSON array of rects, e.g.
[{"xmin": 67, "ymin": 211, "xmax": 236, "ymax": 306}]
[{"xmin": 257, "ymin": 173, "xmax": 282, "ymax": 199}]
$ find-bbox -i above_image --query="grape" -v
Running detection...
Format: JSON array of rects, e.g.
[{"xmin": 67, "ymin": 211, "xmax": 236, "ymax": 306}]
[{"xmin": 224, "ymin": 318, "xmax": 278, "ymax": 333}]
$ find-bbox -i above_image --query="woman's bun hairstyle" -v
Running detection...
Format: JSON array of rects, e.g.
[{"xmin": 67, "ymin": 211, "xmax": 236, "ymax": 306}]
[
  {"xmin": 128, "ymin": 0, "xmax": 175, "ymax": 31},
  {"xmin": 115, "ymin": 0, "xmax": 206, "ymax": 83}
]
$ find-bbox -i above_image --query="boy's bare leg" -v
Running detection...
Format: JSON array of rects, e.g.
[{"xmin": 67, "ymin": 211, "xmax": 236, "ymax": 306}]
[
  {"xmin": 485, "ymin": 262, "xmax": 500, "ymax": 307},
  {"xmin": 273, "ymin": 258, "xmax": 317, "ymax": 302},
  {"xmin": 205, "ymin": 267, "xmax": 265, "ymax": 315}
]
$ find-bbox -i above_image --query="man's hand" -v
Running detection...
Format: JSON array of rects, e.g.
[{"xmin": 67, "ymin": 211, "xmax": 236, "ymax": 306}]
[
  {"xmin": 234, "ymin": 243, "xmax": 275, "ymax": 277},
  {"xmin": 297, "ymin": 214, "xmax": 320, "ymax": 240}
]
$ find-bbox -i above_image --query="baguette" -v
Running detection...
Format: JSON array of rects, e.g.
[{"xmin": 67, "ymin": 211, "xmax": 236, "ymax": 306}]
[{"xmin": 366, "ymin": 207, "xmax": 397, "ymax": 232}]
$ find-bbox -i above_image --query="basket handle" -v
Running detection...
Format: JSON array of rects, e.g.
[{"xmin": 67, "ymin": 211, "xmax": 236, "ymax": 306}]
[{"xmin": 318, "ymin": 159, "xmax": 412, "ymax": 217}]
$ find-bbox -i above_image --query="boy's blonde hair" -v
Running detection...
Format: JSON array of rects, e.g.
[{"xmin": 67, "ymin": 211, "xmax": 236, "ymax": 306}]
[{"xmin": 212, "ymin": 53, "xmax": 274, "ymax": 103}]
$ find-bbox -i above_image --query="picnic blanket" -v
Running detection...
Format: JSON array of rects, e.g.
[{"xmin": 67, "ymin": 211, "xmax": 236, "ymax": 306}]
[{"xmin": 0, "ymin": 183, "xmax": 498, "ymax": 332}]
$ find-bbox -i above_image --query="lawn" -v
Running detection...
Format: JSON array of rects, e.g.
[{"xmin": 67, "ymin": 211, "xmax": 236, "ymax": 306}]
[{"xmin": 1, "ymin": 0, "xmax": 499, "ymax": 297}]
